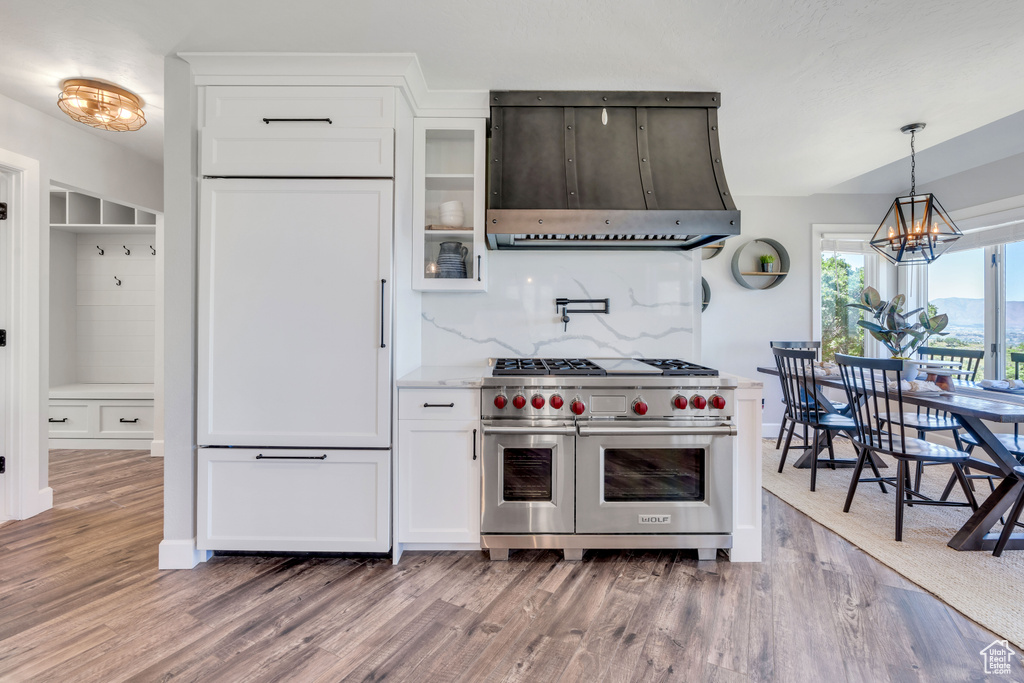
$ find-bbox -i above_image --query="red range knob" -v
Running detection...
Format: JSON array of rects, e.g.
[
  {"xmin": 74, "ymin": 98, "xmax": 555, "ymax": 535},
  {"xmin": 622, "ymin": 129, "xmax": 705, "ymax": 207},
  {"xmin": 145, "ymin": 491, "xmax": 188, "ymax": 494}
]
[
  {"xmin": 493, "ymin": 395, "xmax": 507, "ymax": 409},
  {"xmin": 632, "ymin": 400, "xmax": 648, "ymax": 416},
  {"xmin": 512, "ymin": 395, "xmax": 527, "ymax": 409},
  {"xmin": 691, "ymin": 395, "xmax": 707, "ymax": 409},
  {"xmin": 550, "ymin": 394, "xmax": 564, "ymax": 409},
  {"xmin": 570, "ymin": 400, "xmax": 586, "ymax": 415},
  {"xmin": 711, "ymin": 395, "xmax": 727, "ymax": 410},
  {"xmin": 531, "ymin": 394, "xmax": 546, "ymax": 409},
  {"xmin": 673, "ymin": 395, "xmax": 688, "ymax": 410}
]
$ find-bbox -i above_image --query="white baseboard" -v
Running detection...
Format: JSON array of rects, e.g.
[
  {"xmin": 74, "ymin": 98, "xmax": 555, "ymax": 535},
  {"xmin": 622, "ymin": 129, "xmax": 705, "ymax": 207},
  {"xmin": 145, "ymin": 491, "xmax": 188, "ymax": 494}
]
[
  {"xmin": 159, "ymin": 538, "xmax": 212, "ymax": 569},
  {"xmin": 21, "ymin": 487, "xmax": 54, "ymax": 518},
  {"xmin": 149, "ymin": 439, "xmax": 164, "ymax": 457}
]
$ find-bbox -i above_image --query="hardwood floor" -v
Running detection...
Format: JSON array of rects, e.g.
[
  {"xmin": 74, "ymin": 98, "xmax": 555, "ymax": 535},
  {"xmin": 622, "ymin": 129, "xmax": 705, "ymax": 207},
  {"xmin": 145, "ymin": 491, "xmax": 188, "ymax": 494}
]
[{"xmin": 0, "ymin": 448, "xmax": 1021, "ymax": 682}]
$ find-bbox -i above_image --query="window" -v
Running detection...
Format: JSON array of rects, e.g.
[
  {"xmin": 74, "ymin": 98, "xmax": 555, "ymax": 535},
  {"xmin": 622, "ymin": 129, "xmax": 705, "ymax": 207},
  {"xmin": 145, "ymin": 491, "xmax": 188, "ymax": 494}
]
[
  {"xmin": 821, "ymin": 252, "xmax": 865, "ymax": 360},
  {"xmin": 927, "ymin": 247, "xmax": 987, "ymax": 376},
  {"xmin": 1005, "ymin": 241, "xmax": 1024, "ymax": 377}
]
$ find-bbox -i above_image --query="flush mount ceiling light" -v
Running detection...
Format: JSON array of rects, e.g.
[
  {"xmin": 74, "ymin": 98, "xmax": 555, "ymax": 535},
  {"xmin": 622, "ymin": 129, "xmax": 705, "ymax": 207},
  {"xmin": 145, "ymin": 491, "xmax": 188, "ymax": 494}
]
[
  {"xmin": 870, "ymin": 123, "xmax": 961, "ymax": 266},
  {"xmin": 57, "ymin": 79, "xmax": 146, "ymax": 132}
]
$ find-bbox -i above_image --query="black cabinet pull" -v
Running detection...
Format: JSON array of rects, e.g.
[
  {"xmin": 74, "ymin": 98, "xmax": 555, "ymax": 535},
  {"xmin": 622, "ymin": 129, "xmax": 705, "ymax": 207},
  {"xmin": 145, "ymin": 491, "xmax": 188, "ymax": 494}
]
[
  {"xmin": 262, "ymin": 117, "xmax": 333, "ymax": 125},
  {"xmin": 119, "ymin": 418, "xmax": 139, "ymax": 424},
  {"xmin": 477, "ymin": 255, "xmax": 481, "ymax": 282},
  {"xmin": 472, "ymin": 428, "xmax": 477, "ymax": 460},
  {"xmin": 423, "ymin": 402, "xmax": 455, "ymax": 408},
  {"xmin": 255, "ymin": 453, "xmax": 328, "ymax": 460},
  {"xmin": 380, "ymin": 279, "xmax": 387, "ymax": 348},
  {"xmin": 49, "ymin": 417, "xmax": 68, "ymax": 423}
]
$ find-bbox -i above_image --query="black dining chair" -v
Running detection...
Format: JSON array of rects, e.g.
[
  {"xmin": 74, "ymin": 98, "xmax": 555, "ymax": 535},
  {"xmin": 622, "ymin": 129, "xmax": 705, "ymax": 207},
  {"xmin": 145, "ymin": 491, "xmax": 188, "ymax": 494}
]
[
  {"xmin": 769, "ymin": 341, "xmax": 849, "ymax": 449},
  {"xmin": 878, "ymin": 346, "xmax": 983, "ymax": 492},
  {"xmin": 943, "ymin": 351, "xmax": 1024, "ymax": 501},
  {"xmin": 836, "ymin": 354, "xmax": 978, "ymax": 541},
  {"xmin": 773, "ymin": 347, "xmax": 857, "ymax": 491}
]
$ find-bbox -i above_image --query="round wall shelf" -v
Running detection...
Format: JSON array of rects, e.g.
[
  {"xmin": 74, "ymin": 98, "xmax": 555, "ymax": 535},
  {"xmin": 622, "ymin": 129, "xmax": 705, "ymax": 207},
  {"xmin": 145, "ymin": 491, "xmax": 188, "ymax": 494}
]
[
  {"xmin": 701, "ymin": 240, "xmax": 726, "ymax": 260},
  {"xmin": 730, "ymin": 238, "xmax": 790, "ymax": 290},
  {"xmin": 701, "ymin": 277, "xmax": 710, "ymax": 311}
]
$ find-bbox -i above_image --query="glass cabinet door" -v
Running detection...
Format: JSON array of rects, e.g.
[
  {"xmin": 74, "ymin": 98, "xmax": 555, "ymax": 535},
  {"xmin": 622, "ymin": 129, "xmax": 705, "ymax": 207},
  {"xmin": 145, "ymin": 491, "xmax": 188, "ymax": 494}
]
[{"xmin": 413, "ymin": 118, "xmax": 487, "ymax": 292}]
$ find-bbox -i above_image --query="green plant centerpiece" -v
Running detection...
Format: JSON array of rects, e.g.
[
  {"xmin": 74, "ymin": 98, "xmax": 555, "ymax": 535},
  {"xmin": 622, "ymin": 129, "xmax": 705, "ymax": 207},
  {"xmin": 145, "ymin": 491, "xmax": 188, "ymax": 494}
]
[
  {"xmin": 759, "ymin": 254, "xmax": 775, "ymax": 272},
  {"xmin": 846, "ymin": 286, "xmax": 948, "ymax": 359}
]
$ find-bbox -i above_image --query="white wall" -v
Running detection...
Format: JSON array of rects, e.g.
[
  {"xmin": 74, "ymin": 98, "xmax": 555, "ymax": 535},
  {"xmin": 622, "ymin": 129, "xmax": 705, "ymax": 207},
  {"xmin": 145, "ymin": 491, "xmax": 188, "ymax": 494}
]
[
  {"xmin": 48, "ymin": 230, "xmax": 77, "ymax": 387},
  {"xmin": 421, "ymin": 250, "xmax": 699, "ymax": 364}
]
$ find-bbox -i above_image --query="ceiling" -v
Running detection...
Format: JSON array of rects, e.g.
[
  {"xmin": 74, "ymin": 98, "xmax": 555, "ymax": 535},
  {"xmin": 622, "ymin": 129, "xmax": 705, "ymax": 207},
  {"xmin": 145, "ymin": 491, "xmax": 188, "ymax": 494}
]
[{"xmin": 3, "ymin": 0, "xmax": 1024, "ymax": 196}]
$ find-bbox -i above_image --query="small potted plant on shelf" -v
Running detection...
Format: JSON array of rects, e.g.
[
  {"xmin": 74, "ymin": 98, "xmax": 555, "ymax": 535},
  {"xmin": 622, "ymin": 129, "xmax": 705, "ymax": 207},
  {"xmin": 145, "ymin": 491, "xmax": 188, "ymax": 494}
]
[
  {"xmin": 846, "ymin": 286, "xmax": 949, "ymax": 377},
  {"xmin": 759, "ymin": 254, "xmax": 775, "ymax": 273}
]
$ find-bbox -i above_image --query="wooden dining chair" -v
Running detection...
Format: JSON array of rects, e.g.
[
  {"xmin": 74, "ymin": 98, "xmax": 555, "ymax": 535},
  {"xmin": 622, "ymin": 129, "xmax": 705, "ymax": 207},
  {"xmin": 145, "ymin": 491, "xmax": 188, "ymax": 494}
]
[
  {"xmin": 773, "ymin": 347, "xmax": 857, "ymax": 491},
  {"xmin": 836, "ymin": 354, "xmax": 978, "ymax": 541},
  {"xmin": 769, "ymin": 341, "xmax": 849, "ymax": 449}
]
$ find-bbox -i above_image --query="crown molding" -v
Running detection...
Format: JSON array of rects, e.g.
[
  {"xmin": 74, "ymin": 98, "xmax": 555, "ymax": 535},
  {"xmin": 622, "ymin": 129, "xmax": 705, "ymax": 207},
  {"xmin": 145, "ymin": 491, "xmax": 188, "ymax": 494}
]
[{"xmin": 178, "ymin": 52, "xmax": 489, "ymax": 117}]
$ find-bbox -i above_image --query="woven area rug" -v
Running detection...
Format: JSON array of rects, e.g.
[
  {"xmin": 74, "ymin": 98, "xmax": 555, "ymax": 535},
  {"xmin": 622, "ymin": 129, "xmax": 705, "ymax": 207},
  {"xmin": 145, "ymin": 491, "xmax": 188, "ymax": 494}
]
[{"xmin": 761, "ymin": 436, "xmax": 1024, "ymax": 650}]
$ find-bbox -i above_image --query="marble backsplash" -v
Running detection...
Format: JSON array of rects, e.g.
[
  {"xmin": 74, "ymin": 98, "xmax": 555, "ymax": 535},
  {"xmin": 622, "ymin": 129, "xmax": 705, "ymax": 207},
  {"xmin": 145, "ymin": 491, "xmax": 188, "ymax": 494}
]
[{"xmin": 421, "ymin": 250, "xmax": 699, "ymax": 365}]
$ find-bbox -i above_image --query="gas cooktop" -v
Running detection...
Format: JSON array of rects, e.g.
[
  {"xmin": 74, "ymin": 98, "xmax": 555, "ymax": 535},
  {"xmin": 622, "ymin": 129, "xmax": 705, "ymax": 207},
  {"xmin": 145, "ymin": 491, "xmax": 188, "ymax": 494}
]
[{"xmin": 491, "ymin": 357, "xmax": 718, "ymax": 377}]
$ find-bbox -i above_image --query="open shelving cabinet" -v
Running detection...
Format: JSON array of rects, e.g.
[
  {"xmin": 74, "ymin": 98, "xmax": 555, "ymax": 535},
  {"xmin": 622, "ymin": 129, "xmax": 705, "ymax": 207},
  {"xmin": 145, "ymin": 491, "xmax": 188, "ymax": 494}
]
[{"xmin": 412, "ymin": 118, "xmax": 487, "ymax": 292}]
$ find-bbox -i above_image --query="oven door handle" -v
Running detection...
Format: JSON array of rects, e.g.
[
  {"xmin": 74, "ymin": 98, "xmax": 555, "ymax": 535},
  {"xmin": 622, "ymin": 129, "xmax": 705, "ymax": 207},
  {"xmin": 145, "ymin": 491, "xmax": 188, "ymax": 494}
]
[
  {"xmin": 482, "ymin": 425, "xmax": 577, "ymax": 436},
  {"xmin": 577, "ymin": 424, "xmax": 737, "ymax": 437}
]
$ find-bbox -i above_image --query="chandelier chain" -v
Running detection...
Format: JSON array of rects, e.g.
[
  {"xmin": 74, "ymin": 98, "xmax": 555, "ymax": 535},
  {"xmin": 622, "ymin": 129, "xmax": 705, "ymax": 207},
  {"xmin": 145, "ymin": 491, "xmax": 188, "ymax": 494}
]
[{"xmin": 910, "ymin": 130, "xmax": 916, "ymax": 197}]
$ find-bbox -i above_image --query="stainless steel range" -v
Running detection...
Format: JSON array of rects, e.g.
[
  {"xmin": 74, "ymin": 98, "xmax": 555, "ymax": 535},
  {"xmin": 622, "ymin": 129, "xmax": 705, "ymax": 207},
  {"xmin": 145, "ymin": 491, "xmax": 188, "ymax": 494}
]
[{"xmin": 481, "ymin": 357, "xmax": 737, "ymax": 561}]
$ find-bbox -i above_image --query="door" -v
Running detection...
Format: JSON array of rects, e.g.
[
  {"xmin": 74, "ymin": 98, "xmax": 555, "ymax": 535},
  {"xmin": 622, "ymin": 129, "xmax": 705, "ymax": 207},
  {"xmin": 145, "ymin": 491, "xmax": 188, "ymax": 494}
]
[
  {"xmin": 198, "ymin": 178, "xmax": 393, "ymax": 447},
  {"xmin": 575, "ymin": 424, "xmax": 733, "ymax": 534},
  {"xmin": 0, "ymin": 176, "xmax": 7, "ymax": 518},
  {"xmin": 480, "ymin": 422, "xmax": 575, "ymax": 534}
]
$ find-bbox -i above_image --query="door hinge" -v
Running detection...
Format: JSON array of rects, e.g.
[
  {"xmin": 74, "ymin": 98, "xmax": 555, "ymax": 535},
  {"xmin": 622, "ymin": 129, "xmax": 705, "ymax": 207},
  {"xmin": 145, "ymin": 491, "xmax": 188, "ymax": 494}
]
[
  {"xmin": 0, "ymin": 330, "xmax": 6, "ymax": 347},
  {"xmin": 992, "ymin": 343, "xmax": 998, "ymax": 354},
  {"xmin": 0, "ymin": 456, "xmax": 5, "ymax": 474},
  {"xmin": 0, "ymin": 202, "xmax": 6, "ymax": 220}
]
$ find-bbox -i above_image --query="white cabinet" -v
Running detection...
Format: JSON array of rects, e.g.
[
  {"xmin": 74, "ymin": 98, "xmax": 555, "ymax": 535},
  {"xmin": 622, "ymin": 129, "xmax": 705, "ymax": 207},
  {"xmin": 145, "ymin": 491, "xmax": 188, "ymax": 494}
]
[
  {"xmin": 197, "ymin": 178, "xmax": 393, "ymax": 448},
  {"xmin": 396, "ymin": 388, "xmax": 481, "ymax": 561},
  {"xmin": 200, "ymin": 86, "xmax": 395, "ymax": 177},
  {"xmin": 48, "ymin": 385, "xmax": 154, "ymax": 449},
  {"xmin": 412, "ymin": 119, "xmax": 487, "ymax": 291},
  {"xmin": 197, "ymin": 447, "xmax": 390, "ymax": 552}
]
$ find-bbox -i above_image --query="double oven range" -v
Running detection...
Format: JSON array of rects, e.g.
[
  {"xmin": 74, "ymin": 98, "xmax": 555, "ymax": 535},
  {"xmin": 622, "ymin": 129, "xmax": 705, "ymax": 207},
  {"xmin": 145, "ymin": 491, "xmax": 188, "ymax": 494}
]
[{"xmin": 481, "ymin": 358, "xmax": 736, "ymax": 561}]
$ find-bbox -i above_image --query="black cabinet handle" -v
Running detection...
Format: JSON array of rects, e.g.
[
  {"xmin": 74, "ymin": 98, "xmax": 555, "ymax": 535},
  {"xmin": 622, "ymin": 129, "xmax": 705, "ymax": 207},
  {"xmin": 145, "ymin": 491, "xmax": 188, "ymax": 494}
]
[
  {"xmin": 119, "ymin": 418, "xmax": 139, "ymax": 423},
  {"xmin": 49, "ymin": 417, "xmax": 68, "ymax": 423},
  {"xmin": 423, "ymin": 402, "xmax": 455, "ymax": 408},
  {"xmin": 477, "ymin": 255, "xmax": 481, "ymax": 282},
  {"xmin": 255, "ymin": 453, "xmax": 328, "ymax": 460},
  {"xmin": 380, "ymin": 279, "xmax": 387, "ymax": 349},
  {"xmin": 472, "ymin": 428, "xmax": 478, "ymax": 460},
  {"xmin": 262, "ymin": 117, "xmax": 333, "ymax": 125}
]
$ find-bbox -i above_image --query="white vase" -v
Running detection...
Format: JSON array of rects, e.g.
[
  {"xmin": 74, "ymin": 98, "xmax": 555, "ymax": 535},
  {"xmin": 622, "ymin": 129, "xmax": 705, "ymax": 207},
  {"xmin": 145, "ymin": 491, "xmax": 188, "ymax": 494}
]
[{"xmin": 900, "ymin": 360, "xmax": 920, "ymax": 381}]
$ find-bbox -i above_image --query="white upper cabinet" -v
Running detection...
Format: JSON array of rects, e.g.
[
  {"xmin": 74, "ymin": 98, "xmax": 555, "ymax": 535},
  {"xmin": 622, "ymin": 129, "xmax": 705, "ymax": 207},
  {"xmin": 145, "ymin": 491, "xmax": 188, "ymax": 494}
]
[
  {"xmin": 200, "ymin": 86, "xmax": 395, "ymax": 177},
  {"xmin": 197, "ymin": 178, "xmax": 393, "ymax": 448},
  {"xmin": 412, "ymin": 118, "xmax": 488, "ymax": 292}
]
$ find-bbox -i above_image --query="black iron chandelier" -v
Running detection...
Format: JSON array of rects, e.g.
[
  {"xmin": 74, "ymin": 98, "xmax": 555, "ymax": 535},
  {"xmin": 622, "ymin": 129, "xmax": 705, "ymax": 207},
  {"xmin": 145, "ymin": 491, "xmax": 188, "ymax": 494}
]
[{"xmin": 870, "ymin": 123, "xmax": 961, "ymax": 265}]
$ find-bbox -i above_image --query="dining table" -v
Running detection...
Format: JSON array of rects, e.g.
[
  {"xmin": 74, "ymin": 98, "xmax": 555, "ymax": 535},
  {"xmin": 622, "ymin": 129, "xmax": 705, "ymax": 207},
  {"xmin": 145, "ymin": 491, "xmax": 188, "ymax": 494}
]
[{"xmin": 757, "ymin": 364, "xmax": 1024, "ymax": 552}]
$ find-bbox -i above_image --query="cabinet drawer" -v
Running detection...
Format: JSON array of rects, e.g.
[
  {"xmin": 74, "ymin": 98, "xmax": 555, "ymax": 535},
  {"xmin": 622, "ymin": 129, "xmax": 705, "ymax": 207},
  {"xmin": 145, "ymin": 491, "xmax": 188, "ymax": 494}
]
[
  {"xmin": 197, "ymin": 448, "xmax": 390, "ymax": 552},
  {"xmin": 48, "ymin": 403, "xmax": 90, "ymax": 436},
  {"xmin": 200, "ymin": 126, "xmax": 394, "ymax": 177},
  {"xmin": 399, "ymin": 389, "xmax": 479, "ymax": 421},
  {"xmin": 98, "ymin": 404, "xmax": 154, "ymax": 437},
  {"xmin": 203, "ymin": 86, "xmax": 395, "ymax": 129}
]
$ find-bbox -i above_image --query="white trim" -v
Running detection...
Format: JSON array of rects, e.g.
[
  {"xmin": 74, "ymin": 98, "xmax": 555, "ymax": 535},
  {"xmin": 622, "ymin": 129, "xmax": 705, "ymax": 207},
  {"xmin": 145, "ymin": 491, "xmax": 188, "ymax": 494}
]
[
  {"xmin": 178, "ymin": 52, "xmax": 490, "ymax": 117},
  {"xmin": 149, "ymin": 439, "xmax": 164, "ymax": 457},
  {"xmin": 158, "ymin": 538, "xmax": 212, "ymax": 569},
  {"xmin": 0, "ymin": 148, "xmax": 47, "ymax": 521}
]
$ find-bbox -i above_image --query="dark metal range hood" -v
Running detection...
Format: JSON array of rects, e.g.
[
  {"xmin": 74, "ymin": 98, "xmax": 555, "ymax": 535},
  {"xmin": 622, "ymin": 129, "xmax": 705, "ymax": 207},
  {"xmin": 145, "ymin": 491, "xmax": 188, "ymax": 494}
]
[{"xmin": 486, "ymin": 91, "xmax": 740, "ymax": 250}]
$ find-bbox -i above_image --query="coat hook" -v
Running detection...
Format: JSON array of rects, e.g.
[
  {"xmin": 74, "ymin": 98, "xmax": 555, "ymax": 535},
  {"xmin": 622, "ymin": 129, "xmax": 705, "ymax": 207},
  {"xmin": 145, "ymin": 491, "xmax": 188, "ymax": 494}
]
[
  {"xmin": 114, "ymin": 276, "xmax": 121, "ymax": 286},
  {"xmin": 150, "ymin": 245, "xmax": 156, "ymax": 255},
  {"xmin": 96, "ymin": 245, "xmax": 104, "ymax": 255},
  {"xmin": 123, "ymin": 245, "xmax": 131, "ymax": 255}
]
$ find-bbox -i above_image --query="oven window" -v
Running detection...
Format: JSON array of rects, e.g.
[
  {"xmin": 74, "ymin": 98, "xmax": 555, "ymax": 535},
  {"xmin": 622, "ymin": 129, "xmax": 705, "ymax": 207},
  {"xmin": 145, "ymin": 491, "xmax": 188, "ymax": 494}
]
[
  {"xmin": 604, "ymin": 448, "xmax": 704, "ymax": 502},
  {"xmin": 503, "ymin": 448, "xmax": 553, "ymax": 501}
]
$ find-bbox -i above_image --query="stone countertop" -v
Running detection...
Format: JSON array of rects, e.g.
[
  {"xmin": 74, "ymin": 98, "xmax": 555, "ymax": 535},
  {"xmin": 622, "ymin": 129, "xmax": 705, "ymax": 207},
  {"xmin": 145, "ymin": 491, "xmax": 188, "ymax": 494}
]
[
  {"xmin": 721, "ymin": 372, "xmax": 763, "ymax": 389},
  {"xmin": 397, "ymin": 366, "xmax": 489, "ymax": 388}
]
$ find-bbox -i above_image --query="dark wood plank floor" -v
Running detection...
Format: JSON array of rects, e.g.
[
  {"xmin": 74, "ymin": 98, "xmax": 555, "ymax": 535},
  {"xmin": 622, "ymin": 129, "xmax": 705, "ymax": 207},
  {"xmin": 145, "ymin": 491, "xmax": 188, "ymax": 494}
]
[{"xmin": 0, "ymin": 449, "xmax": 1021, "ymax": 682}]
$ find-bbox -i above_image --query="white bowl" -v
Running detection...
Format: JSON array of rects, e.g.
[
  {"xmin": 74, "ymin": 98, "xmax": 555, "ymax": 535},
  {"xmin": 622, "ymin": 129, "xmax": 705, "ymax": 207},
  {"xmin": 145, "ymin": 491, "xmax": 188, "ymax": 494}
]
[{"xmin": 440, "ymin": 210, "xmax": 464, "ymax": 227}]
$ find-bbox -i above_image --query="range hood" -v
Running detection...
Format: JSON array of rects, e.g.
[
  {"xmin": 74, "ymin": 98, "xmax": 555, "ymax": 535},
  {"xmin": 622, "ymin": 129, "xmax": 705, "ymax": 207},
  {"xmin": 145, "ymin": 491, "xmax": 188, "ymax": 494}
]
[{"xmin": 486, "ymin": 91, "xmax": 740, "ymax": 250}]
